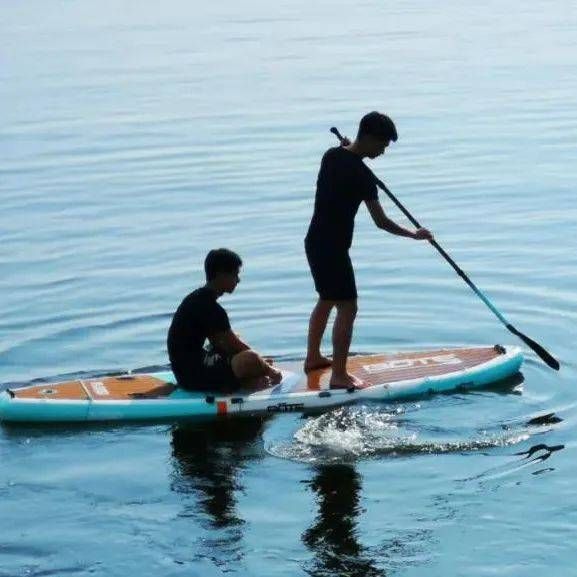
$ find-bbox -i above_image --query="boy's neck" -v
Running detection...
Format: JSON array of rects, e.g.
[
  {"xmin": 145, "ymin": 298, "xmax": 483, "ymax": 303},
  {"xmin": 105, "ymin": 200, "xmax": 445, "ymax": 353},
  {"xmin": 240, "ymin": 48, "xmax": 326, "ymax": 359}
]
[
  {"xmin": 345, "ymin": 140, "xmax": 366, "ymax": 158},
  {"xmin": 204, "ymin": 281, "xmax": 223, "ymax": 298}
]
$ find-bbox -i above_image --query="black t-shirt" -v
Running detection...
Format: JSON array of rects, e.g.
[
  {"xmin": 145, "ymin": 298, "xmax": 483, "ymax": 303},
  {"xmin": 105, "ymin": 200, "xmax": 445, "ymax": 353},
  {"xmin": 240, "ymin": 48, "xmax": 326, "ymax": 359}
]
[
  {"xmin": 167, "ymin": 286, "xmax": 231, "ymax": 386},
  {"xmin": 305, "ymin": 146, "xmax": 378, "ymax": 252}
]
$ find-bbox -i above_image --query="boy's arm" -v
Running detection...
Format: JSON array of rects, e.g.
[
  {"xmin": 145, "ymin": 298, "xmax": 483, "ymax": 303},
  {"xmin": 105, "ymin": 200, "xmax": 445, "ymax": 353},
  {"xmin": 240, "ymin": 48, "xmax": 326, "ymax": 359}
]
[
  {"xmin": 209, "ymin": 330, "xmax": 282, "ymax": 382},
  {"xmin": 365, "ymin": 198, "xmax": 432, "ymax": 240},
  {"xmin": 208, "ymin": 330, "xmax": 250, "ymax": 356}
]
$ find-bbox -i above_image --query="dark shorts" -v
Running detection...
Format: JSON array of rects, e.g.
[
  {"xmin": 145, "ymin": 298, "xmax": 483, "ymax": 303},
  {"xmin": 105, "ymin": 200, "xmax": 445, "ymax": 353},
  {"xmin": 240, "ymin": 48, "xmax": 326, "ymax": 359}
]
[
  {"xmin": 305, "ymin": 241, "xmax": 357, "ymax": 301},
  {"xmin": 201, "ymin": 349, "xmax": 242, "ymax": 393},
  {"xmin": 179, "ymin": 350, "xmax": 241, "ymax": 394}
]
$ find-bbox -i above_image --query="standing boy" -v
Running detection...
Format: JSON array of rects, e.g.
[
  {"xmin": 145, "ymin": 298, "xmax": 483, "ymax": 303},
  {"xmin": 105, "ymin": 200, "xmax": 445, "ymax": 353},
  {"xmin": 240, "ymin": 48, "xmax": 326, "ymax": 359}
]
[{"xmin": 304, "ymin": 112, "xmax": 433, "ymax": 388}]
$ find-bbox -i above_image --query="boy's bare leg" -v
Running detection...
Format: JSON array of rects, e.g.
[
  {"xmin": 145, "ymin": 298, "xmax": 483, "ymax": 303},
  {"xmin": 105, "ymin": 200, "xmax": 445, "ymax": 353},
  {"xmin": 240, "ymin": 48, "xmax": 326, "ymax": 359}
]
[
  {"xmin": 232, "ymin": 350, "xmax": 282, "ymax": 389},
  {"xmin": 329, "ymin": 299, "xmax": 365, "ymax": 389},
  {"xmin": 304, "ymin": 299, "xmax": 334, "ymax": 372}
]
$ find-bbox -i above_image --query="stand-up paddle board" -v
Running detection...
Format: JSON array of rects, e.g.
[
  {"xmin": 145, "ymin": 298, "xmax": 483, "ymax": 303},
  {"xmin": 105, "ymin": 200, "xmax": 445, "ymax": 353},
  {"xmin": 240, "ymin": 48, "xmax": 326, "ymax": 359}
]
[{"xmin": 0, "ymin": 345, "xmax": 522, "ymax": 424}]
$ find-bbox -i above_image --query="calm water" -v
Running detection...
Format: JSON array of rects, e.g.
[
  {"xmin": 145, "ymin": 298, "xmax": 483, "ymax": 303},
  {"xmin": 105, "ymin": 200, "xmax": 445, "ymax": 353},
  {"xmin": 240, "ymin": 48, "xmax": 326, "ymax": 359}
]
[{"xmin": 1, "ymin": 1, "xmax": 576, "ymax": 575}]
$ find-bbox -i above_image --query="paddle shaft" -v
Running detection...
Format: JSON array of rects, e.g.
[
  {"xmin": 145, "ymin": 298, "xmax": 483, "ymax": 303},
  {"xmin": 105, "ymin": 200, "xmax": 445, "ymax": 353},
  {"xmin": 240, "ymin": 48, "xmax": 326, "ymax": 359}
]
[{"xmin": 330, "ymin": 126, "xmax": 559, "ymax": 370}]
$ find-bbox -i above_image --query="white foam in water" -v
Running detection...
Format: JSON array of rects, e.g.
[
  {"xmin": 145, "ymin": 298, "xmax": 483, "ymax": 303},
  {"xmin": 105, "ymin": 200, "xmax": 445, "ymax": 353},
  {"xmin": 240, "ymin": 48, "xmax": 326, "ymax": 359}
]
[
  {"xmin": 265, "ymin": 406, "xmax": 529, "ymax": 464},
  {"xmin": 293, "ymin": 409, "xmax": 374, "ymax": 456}
]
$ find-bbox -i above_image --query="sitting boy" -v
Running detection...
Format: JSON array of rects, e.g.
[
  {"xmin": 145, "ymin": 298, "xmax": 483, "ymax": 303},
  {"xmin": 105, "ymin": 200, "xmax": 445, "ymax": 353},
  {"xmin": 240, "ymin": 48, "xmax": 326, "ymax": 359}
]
[{"xmin": 167, "ymin": 248, "xmax": 282, "ymax": 392}]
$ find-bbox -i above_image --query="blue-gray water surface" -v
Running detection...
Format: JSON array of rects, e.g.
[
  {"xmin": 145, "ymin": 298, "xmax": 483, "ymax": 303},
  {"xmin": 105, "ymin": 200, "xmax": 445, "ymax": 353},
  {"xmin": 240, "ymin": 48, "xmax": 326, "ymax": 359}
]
[{"xmin": 1, "ymin": 1, "xmax": 576, "ymax": 576}]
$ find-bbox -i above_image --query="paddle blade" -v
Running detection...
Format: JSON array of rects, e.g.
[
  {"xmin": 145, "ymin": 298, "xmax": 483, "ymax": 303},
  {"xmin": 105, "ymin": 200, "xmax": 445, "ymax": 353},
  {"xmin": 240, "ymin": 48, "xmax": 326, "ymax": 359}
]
[{"xmin": 506, "ymin": 324, "xmax": 560, "ymax": 370}]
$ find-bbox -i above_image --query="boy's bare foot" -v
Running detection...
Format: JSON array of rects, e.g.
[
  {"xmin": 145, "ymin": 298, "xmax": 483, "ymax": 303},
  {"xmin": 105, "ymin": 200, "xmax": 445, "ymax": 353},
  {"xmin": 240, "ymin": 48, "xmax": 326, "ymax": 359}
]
[
  {"xmin": 304, "ymin": 355, "xmax": 332, "ymax": 373},
  {"xmin": 243, "ymin": 374, "xmax": 275, "ymax": 391},
  {"xmin": 328, "ymin": 371, "xmax": 366, "ymax": 389},
  {"xmin": 268, "ymin": 367, "xmax": 283, "ymax": 385}
]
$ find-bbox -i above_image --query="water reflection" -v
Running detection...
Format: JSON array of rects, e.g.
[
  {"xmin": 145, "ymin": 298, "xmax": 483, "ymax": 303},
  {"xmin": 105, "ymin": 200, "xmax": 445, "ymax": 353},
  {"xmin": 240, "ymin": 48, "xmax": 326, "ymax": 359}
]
[
  {"xmin": 303, "ymin": 464, "xmax": 386, "ymax": 577},
  {"xmin": 169, "ymin": 418, "xmax": 265, "ymax": 567}
]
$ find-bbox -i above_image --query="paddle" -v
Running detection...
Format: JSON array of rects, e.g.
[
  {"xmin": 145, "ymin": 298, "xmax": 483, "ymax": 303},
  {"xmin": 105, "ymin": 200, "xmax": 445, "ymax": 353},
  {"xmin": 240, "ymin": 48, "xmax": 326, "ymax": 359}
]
[{"xmin": 330, "ymin": 126, "xmax": 560, "ymax": 371}]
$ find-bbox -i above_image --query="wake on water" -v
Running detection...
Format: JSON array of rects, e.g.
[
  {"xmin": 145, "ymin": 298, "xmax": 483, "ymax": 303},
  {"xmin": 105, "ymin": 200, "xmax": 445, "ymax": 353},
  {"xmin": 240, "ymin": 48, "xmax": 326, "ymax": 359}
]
[{"xmin": 264, "ymin": 404, "xmax": 532, "ymax": 464}]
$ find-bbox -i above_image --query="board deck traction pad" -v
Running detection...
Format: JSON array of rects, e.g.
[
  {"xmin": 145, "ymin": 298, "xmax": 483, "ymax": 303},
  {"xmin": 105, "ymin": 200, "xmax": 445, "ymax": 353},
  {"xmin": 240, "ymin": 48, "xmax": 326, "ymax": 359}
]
[{"xmin": 0, "ymin": 345, "xmax": 523, "ymax": 423}]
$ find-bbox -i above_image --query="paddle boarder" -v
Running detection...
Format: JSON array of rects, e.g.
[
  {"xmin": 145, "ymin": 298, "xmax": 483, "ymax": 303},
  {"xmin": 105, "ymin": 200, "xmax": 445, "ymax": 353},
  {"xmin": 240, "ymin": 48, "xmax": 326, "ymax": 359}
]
[
  {"xmin": 168, "ymin": 248, "xmax": 282, "ymax": 392},
  {"xmin": 304, "ymin": 111, "xmax": 433, "ymax": 388}
]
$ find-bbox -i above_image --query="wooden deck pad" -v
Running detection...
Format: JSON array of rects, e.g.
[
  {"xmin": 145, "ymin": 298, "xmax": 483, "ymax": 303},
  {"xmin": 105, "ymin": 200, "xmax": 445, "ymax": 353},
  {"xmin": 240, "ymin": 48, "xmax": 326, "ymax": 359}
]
[
  {"xmin": 294, "ymin": 346, "xmax": 502, "ymax": 391},
  {"xmin": 13, "ymin": 375, "xmax": 175, "ymax": 400}
]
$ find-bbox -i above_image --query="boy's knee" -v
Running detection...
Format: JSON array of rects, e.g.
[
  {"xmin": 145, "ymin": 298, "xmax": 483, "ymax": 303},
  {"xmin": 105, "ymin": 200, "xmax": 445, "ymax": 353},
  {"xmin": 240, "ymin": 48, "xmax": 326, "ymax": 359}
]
[
  {"xmin": 335, "ymin": 299, "xmax": 358, "ymax": 317},
  {"xmin": 231, "ymin": 350, "xmax": 263, "ymax": 379}
]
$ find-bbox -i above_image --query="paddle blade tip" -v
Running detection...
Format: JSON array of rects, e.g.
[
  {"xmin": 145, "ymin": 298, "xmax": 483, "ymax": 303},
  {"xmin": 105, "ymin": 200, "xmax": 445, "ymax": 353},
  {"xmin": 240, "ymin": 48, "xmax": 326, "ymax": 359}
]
[{"xmin": 508, "ymin": 325, "xmax": 560, "ymax": 370}]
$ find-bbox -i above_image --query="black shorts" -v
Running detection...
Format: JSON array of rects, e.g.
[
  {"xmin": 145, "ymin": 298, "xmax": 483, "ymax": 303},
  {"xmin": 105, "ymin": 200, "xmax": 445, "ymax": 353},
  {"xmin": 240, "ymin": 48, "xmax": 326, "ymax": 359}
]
[
  {"xmin": 305, "ymin": 242, "xmax": 357, "ymax": 301},
  {"xmin": 178, "ymin": 350, "xmax": 241, "ymax": 393},
  {"xmin": 200, "ymin": 349, "xmax": 241, "ymax": 393}
]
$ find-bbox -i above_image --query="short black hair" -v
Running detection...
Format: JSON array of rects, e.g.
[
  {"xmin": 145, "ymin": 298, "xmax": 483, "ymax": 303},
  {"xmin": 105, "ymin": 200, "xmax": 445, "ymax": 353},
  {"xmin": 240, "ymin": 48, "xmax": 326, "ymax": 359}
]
[
  {"xmin": 204, "ymin": 248, "xmax": 242, "ymax": 281},
  {"xmin": 357, "ymin": 111, "xmax": 398, "ymax": 142}
]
